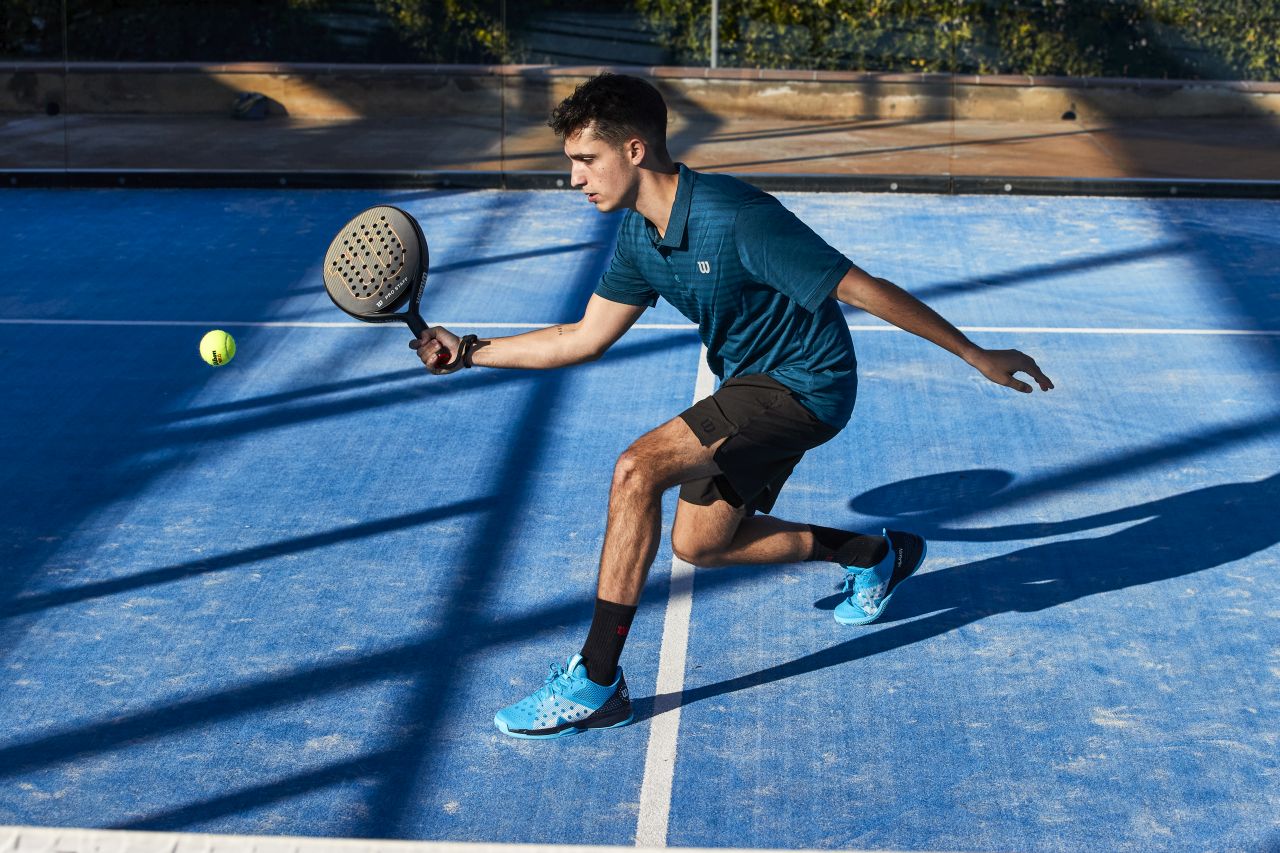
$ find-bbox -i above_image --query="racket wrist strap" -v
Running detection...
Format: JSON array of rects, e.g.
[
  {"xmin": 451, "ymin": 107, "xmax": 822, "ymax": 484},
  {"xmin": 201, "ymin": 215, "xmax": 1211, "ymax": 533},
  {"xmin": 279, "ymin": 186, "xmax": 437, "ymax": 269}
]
[{"xmin": 459, "ymin": 334, "xmax": 480, "ymax": 369}]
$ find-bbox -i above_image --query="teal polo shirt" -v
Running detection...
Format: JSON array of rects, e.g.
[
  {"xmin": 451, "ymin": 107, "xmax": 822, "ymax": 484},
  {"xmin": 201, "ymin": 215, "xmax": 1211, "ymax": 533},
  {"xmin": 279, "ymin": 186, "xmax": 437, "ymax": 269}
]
[{"xmin": 595, "ymin": 163, "xmax": 857, "ymax": 427}]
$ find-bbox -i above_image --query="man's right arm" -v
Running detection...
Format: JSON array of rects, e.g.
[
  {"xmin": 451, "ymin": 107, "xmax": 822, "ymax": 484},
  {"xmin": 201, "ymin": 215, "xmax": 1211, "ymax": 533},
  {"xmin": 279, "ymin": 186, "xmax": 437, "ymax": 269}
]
[{"xmin": 411, "ymin": 294, "xmax": 646, "ymax": 373}]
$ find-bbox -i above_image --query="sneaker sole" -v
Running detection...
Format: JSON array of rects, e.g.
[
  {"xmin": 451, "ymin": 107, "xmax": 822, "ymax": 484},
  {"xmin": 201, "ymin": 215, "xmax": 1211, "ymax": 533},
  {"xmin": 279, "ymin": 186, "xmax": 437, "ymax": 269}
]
[
  {"xmin": 494, "ymin": 710, "xmax": 635, "ymax": 740},
  {"xmin": 833, "ymin": 536, "xmax": 927, "ymax": 626}
]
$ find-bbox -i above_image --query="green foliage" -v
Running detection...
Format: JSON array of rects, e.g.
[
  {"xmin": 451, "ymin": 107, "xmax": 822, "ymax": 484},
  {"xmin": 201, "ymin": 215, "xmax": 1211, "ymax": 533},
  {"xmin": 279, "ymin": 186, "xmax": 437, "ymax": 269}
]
[
  {"xmin": 2, "ymin": 0, "xmax": 62, "ymax": 59},
  {"xmin": 1, "ymin": 0, "xmax": 508, "ymax": 63},
  {"xmin": 2, "ymin": 0, "xmax": 1275, "ymax": 79},
  {"xmin": 637, "ymin": 0, "xmax": 1280, "ymax": 80},
  {"xmin": 370, "ymin": 0, "xmax": 506, "ymax": 63}
]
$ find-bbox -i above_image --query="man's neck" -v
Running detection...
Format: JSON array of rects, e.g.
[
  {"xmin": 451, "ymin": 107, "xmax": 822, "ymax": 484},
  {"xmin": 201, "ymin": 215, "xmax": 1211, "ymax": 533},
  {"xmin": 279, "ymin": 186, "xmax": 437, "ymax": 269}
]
[{"xmin": 634, "ymin": 165, "xmax": 681, "ymax": 239}]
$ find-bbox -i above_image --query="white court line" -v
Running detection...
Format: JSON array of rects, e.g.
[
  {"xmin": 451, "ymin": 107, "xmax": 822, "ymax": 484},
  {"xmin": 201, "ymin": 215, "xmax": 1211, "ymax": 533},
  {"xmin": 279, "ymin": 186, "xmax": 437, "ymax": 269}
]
[
  {"xmin": 634, "ymin": 347, "xmax": 716, "ymax": 848},
  {"xmin": 0, "ymin": 826, "xmax": 892, "ymax": 853},
  {"xmin": 1, "ymin": 318, "xmax": 1279, "ymax": 335}
]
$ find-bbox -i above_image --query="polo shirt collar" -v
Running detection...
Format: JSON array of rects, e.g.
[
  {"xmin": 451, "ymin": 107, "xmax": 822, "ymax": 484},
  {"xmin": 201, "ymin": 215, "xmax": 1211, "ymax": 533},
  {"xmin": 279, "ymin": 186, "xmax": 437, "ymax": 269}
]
[{"xmin": 648, "ymin": 163, "xmax": 694, "ymax": 249}]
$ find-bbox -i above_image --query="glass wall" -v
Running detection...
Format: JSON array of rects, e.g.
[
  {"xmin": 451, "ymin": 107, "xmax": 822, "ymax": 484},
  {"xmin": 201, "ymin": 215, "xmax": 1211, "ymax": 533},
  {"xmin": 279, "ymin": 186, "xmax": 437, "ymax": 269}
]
[
  {"xmin": 2, "ymin": 0, "xmax": 1277, "ymax": 183},
  {"xmin": 2, "ymin": 0, "xmax": 66, "ymax": 170}
]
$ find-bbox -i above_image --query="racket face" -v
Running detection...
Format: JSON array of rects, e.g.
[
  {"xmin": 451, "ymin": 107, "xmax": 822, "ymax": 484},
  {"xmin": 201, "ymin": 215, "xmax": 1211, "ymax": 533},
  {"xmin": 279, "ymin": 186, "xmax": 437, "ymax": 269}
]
[{"xmin": 323, "ymin": 206, "xmax": 428, "ymax": 322}]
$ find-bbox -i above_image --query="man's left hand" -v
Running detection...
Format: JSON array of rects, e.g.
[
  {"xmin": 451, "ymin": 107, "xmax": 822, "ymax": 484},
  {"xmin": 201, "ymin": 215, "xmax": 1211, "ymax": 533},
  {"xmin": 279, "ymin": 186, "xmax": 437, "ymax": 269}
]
[{"xmin": 967, "ymin": 348, "xmax": 1054, "ymax": 393}]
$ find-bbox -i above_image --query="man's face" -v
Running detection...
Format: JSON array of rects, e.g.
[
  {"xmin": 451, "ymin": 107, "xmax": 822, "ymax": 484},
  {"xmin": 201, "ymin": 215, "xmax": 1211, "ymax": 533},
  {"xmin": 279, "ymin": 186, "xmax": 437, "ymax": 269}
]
[{"xmin": 564, "ymin": 125, "xmax": 640, "ymax": 213}]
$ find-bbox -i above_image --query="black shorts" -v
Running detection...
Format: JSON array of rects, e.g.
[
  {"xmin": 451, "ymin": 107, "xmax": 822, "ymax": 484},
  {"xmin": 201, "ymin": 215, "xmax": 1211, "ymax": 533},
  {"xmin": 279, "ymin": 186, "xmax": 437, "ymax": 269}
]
[{"xmin": 678, "ymin": 374, "xmax": 842, "ymax": 515}]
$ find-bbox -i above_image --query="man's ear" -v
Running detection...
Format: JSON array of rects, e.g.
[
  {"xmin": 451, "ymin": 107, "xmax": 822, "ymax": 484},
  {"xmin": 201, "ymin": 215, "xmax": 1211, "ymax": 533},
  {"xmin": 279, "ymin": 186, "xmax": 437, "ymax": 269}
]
[{"xmin": 626, "ymin": 137, "xmax": 646, "ymax": 164}]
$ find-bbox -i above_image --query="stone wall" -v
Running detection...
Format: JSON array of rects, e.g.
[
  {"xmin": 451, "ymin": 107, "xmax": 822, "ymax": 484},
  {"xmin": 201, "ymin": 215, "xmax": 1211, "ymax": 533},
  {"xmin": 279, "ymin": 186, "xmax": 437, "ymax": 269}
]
[{"xmin": 4, "ymin": 63, "xmax": 1278, "ymax": 122}]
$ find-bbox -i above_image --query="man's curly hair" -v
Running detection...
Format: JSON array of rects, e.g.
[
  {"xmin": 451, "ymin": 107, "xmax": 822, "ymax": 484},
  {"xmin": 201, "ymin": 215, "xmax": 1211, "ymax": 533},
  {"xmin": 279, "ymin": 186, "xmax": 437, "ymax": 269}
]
[{"xmin": 547, "ymin": 73, "xmax": 670, "ymax": 158}]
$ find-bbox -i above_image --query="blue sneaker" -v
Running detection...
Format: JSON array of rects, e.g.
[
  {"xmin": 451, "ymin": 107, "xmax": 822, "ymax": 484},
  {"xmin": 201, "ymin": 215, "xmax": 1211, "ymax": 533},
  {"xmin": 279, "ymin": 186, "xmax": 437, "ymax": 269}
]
[
  {"xmin": 494, "ymin": 654, "xmax": 633, "ymax": 739},
  {"xmin": 834, "ymin": 529, "xmax": 927, "ymax": 626}
]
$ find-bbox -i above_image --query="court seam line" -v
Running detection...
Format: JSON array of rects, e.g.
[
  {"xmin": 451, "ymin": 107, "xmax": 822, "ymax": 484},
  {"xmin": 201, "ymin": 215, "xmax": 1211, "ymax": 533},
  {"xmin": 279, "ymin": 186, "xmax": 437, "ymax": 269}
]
[
  {"xmin": 635, "ymin": 346, "xmax": 715, "ymax": 848},
  {"xmin": 3, "ymin": 318, "xmax": 1279, "ymax": 336}
]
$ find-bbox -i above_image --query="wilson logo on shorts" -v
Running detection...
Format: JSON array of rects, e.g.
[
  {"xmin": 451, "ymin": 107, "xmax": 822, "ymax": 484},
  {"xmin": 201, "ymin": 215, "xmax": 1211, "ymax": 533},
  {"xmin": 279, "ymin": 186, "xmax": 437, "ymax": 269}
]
[{"xmin": 697, "ymin": 261, "xmax": 711, "ymax": 274}]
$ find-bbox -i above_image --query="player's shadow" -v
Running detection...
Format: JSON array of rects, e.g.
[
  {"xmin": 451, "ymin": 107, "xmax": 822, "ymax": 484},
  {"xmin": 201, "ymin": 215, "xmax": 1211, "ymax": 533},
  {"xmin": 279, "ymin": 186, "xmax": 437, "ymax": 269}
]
[{"xmin": 638, "ymin": 470, "xmax": 1280, "ymax": 721}]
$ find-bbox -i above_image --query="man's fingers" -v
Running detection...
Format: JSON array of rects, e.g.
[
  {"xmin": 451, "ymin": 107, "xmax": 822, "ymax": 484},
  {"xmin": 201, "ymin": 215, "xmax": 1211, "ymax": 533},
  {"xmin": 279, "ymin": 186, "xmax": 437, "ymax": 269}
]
[
  {"xmin": 1018, "ymin": 355, "xmax": 1054, "ymax": 392},
  {"xmin": 414, "ymin": 339, "xmax": 443, "ymax": 369},
  {"xmin": 414, "ymin": 338, "xmax": 455, "ymax": 373},
  {"xmin": 994, "ymin": 364, "xmax": 1032, "ymax": 393},
  {"xmin": 1002, "ymin": 351, "xmax": 1054, "ymax": 393},
  {"xmin": 1029, "ymin": 365, "xmax": 1055, "ymax": 391},
  {"xmin": 408, "ymin": 327, "xmax": 460, "ymax": 374}
]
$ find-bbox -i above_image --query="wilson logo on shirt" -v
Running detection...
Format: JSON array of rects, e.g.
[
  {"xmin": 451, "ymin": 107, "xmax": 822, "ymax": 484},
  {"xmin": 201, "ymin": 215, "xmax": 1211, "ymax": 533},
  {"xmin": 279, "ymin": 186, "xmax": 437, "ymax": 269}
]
[{"xmin": 697, "ymin": 261, "xmax": 711, "ymax": 274}]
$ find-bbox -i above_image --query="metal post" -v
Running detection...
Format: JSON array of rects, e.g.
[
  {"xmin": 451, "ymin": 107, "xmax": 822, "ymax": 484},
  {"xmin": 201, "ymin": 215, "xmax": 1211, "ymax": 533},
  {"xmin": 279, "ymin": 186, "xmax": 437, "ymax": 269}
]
[{"xmin": 710, "ymin": 0, "xmax": 719, "ymax": 69}]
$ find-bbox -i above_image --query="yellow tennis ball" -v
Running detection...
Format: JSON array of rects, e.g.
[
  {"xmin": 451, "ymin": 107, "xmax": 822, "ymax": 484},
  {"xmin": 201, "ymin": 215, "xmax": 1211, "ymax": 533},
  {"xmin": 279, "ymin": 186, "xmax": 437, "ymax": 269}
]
[{"xmin": 199, "ymin": 330, "xmax": 236, "ymax": 366}]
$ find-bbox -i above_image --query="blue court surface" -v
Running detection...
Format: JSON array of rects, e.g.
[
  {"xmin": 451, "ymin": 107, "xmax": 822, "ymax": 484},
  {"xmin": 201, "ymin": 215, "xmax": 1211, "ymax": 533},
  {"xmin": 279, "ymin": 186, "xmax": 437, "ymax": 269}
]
[{"xmin": 1, "ymin": 186, "xmax": 1278, "ymax": 852}]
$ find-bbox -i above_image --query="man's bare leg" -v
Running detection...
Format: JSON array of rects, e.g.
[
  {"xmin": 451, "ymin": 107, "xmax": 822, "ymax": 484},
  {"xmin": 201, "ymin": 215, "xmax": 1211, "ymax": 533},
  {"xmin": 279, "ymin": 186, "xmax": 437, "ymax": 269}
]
[
  {"xmin": 493, "ymin": 417, "xmax": 714, "ymax": 737},
  {"xmin": 582, "ymin": 415, "xmax": 892, "ymax": 686},
  {"xmin": 595, "ymin": 416, "xmax": 725, "ymax": 606},
  {"xmin": 598, "ymin": 417, "xmax": 888, "ymax": 596},
  {"xmin": 671, "ymin": 500, "xmax": 819, "ymax": 567}
]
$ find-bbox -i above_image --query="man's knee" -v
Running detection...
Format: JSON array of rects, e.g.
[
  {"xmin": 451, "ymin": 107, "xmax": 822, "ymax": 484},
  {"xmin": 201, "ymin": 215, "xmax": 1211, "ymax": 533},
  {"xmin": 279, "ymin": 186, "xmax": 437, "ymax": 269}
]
[
  {"xmin": 671, "ymin": 525, "xmax": 730, "ymax": 567},
  {"xmin": 612, "ymin": 445, "xmax": 661, "ymax": 495}
]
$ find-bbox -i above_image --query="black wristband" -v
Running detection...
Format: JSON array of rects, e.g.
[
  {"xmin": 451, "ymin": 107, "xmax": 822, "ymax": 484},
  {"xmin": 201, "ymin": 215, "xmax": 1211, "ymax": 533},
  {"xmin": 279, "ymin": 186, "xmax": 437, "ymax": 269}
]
[{"xmin": 459, "ymin": 334, "xmax": 480, "ymax": 369}]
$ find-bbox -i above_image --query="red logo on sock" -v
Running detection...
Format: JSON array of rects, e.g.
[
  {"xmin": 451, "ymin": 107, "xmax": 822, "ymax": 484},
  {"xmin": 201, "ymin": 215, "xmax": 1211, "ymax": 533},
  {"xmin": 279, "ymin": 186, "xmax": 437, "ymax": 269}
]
[{"xmin": 616, "ymin": 625, "xmax": 630, "ymax": 637}]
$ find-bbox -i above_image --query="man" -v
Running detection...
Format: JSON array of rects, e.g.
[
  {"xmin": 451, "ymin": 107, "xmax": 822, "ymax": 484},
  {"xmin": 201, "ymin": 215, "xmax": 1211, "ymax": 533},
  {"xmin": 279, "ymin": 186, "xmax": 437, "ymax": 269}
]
[{"xmin": 411, "ymin": 73, "xmax": 1053, "ymax": 740}]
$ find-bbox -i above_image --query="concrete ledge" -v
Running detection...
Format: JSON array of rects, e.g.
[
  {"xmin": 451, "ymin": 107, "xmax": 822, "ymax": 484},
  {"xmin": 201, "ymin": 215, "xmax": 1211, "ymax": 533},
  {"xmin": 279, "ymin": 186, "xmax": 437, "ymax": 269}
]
[
  {"xmin": 6, "ymin": 168, "xmax": 1280, "ymax": 198},
  {"xmin": 3, "ymin": 63, "xmax": 1278, "ymax": 121},
  {"xmin": 7, "ymin": 61, "xmax": 1275, "ymax": 90}
]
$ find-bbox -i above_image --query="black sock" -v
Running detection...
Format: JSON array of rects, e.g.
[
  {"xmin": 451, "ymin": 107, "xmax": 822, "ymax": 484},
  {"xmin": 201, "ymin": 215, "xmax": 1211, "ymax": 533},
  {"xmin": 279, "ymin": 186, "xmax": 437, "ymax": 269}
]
[
  {"xmin": 808, "ymin": 524, "xmax": 889, "ymax": 567},
  {"xmin": 580, "ymin": 598, "xmax": 637, "ymax": 686}
]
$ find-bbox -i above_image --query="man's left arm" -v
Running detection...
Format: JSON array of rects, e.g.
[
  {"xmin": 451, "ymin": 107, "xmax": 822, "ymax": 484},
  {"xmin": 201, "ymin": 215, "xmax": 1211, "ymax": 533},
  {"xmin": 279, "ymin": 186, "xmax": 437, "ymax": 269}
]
[{"xmin": 832, "ymin": 266, "xmax": 1054, "ymax": 394}]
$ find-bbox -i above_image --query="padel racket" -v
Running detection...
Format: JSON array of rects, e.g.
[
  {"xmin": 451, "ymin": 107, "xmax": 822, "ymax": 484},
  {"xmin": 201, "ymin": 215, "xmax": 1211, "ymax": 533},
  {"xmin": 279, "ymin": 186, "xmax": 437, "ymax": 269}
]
[{"xmin": 323, "ymin": 205, "xmax": 449, "ymax": 364}]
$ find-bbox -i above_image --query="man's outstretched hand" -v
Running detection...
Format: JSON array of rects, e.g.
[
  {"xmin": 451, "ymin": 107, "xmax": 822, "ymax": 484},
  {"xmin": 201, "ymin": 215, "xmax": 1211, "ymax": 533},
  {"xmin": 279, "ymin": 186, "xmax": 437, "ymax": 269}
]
[{"xmin": 966, "ymin": 348, "xmax": 1054, "ymax": 393}]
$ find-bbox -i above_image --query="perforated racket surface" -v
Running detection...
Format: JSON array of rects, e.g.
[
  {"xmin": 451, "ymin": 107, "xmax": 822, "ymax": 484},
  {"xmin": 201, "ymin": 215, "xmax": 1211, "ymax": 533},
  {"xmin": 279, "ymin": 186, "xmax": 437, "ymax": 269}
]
[{"xmin": 323, "ymin": 205, "xmax": 433, "ymax": 340}]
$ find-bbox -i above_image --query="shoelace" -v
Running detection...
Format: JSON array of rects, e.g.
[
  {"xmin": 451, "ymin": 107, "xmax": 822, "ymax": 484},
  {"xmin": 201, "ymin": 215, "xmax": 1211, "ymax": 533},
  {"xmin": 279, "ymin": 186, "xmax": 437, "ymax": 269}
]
[
  {"xmin": 840, "ymin": 567, "xmax": 861, "ymax": 594},
  {"xmin": 841, "ymin": 568, "xmax": 884, "ymax": 615},
  {"xmin": 535, "ymin": 661, "xmax": 573, "ymax": 700}
]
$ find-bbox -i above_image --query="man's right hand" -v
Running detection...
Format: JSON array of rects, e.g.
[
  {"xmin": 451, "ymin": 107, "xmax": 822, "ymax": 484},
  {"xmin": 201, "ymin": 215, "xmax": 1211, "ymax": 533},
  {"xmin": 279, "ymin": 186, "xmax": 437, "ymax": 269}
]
[{"xmin": 410, "ymin": 326, "xmax": 464, "ymax": 374}]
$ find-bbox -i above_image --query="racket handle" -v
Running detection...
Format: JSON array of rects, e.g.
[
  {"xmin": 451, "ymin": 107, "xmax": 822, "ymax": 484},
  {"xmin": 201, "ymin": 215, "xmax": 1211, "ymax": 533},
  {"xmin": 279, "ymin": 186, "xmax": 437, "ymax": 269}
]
[{"xmin": 433, "ymin": 348, "xmax": 451, "ymax": 366}]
